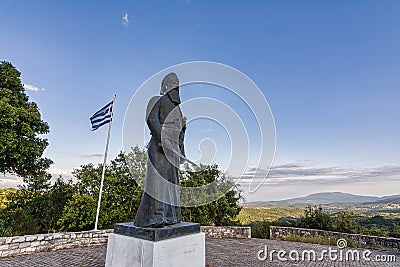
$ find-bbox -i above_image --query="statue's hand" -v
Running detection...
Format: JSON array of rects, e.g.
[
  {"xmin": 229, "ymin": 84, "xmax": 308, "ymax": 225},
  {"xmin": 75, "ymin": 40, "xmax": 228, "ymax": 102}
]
[
  {"xmin": 157, "ymin": 140, "xmax": 164, "ymax": 153},
  {"xmin": 182, "ymin": 117, "xmax": 187, "ymax": 132}
]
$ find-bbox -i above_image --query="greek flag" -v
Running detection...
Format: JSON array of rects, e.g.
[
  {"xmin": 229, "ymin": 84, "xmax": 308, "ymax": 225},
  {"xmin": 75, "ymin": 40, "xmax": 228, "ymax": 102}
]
[{"xmin": 90, "ymin": 101, "xmax": 114, "ymax": 131}]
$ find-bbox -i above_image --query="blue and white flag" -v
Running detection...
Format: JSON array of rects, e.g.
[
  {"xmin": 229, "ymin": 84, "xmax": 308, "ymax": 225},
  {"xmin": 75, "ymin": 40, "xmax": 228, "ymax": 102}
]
[{"xmin": 90, "ymin": 100, "xmax": 114, "ymax": 131}]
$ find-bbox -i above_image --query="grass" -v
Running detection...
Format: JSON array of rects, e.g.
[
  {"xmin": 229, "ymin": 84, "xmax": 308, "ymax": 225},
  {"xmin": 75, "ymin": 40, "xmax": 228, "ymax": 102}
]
[
  {"xmin": 281, "ymin": 233, "xmax": 337, "ymax": 246},
  {"xmin": 280, "ymin": 233, "xmax": 362, "ymax": 248}
]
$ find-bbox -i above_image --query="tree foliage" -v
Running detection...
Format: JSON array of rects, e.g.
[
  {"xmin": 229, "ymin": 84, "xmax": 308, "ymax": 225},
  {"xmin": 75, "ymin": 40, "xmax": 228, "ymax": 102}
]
[
  {"xmin": 250, "ymin": 221, "xmax": 272, "ymax": 239},
  {"xmin": 392, "ymin": 223, "xmax": 400, "ymax": 238},
  {"xmin": 0, "ymin": 61, "xmax": 52, "ymax": 178},
  {"xmin": 1, "ymin": 145, "xmax": 244, "ymax": 236},
  {"xmin": 4, "ymin": 176, "xmax": 75, "ymax": 235},
  {"xmin": 298, "ymin": 206, "xmax": 362, "ymax": 234},
  {"xmin": 300, "ymin": 205, "xmax": 332, "ymax": 230},
  {"xmin": 181, "ymin": 164, "xmax": 243, "ymax": 226},
  {"xmin": 58, "ymin": 148, "xmax": 145, "ymax": 231},
  {"xmin": 57, "ymin": 194, "xmax": 97, "ymax": 232},
  {"xmin": 58, "ymin": 149, "xmax": 243, "ymax": 230},
  {"xmin": 332, "ymin": 210, "xmax": 360, "ymax": 234}
]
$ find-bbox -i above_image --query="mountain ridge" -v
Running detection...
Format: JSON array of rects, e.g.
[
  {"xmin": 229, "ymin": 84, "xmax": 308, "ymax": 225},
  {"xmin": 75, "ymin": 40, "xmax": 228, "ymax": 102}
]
[{"xmin": 248, "ymin": 192, "xmax": 400, "ymax": 205}]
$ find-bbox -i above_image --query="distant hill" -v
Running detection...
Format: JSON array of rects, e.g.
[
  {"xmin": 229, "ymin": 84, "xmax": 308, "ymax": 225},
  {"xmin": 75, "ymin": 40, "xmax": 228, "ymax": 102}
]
[
  {"xmin": 369, "ymin": 196, "xmax": 400, "ymax": 205},
  {"xmin": 248, "ymin": 192, "xmax": 400, "ymax": 206},
  {"xmin": 280, "ymin": 192, "xmax": 379, "ymax": 205},
  {"xmin": 380, "ymin": 194, "xmax": 400, "ymax": 201}
]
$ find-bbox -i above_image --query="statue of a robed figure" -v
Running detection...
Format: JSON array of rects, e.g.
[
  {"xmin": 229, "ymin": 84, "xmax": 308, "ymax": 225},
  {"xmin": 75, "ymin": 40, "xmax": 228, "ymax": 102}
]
[
  {"xmin": 106, "ymin": 73, "xmax": 204, "ymax": 267},
  {"xmin": 134, "ymin": 73, "xmax": 186, "ymax": 228}
]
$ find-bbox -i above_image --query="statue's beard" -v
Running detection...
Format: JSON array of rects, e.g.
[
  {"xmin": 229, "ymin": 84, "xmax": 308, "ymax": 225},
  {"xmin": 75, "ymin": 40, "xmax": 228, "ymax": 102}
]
[{"xmin": 167, "ymin": 89, "xmax": 181, "ymax": 105}]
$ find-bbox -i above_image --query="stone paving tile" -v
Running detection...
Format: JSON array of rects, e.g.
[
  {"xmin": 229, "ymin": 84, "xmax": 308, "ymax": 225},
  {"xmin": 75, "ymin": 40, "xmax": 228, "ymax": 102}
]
[
  {"xmin": 205, "ymin": 239, "xmax": 400, "ymax": 267},
  {"xmin": 0, "ymin": 246, "xmax": 106, "ymax": 267},
  {"xmin": 0, "ymin": 238, "xmax": 399, "ymax": 267}
]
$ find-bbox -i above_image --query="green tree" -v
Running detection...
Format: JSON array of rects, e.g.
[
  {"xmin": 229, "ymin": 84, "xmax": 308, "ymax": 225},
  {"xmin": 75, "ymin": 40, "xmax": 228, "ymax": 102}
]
[
  {"xmin": 57, "ymin": 148, "xmax": 242, "ymax": 231},
  {"xmin": 4, "ymin": 176, "xmax": 74, "ymax": 235},
  {"xmin": 300, "ymin": 205, "xmax": 332, "ymax": 230},
  {"xmin": 58, "ymin": 147, "xmax": 145, "ymax": 231},
  {"xmin": 7, "ymin": 208, "xmax": 39, "ymax": 236},
  {"xmin": 392, "ymin": 223, "xmax": 400, "ymax": 238},
  {"xmin": 181, "ymin": 165, "xmax": 243, "ymax": 226},
  {"xmin": 124, "ymin": 146, "xmax": 147, "ymax": 187},
  {"xmin": 46, "ymin": 176, "xmax": 75, "ymax": 232},
  {"xmin": 332, "ymin": 211, "xmax": 360, "ymax": 234},
  {"xmin": 0, "ymin": 61, "xmax": 52, "ymax": 178},
  {"xmin": 6, "ymin": 186, "xmax": 48, "ymax": 235},
  {"xmin": 0, "ymin": 208, "xmax": 13, "ymax": 236},
  {"xmin": 58, "ymin": 194, "xmax": 97, "ymax": 232},
  {"xmin": 359, "ymin": 215, "xmax": 397, "ymax": 237},
  {"xmin": 250, "ymin": 221, "xmax": 271, "ymax": 239}
]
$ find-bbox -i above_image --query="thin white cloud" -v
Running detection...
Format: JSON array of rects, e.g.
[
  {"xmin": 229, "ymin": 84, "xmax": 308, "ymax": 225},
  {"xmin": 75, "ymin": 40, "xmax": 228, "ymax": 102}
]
[
  {"xmin": 0, "ymin": 175, "xmax": 23, "ymax": 188},
  {"xmin": 48, "ymin": 168, "xmax": 75, "ymax": 183},
  {"xmin": 237, "ymin": 162, "xmax": 400, "ymax": 186},
  {"xmin": 122, "ymin": 12, "xmax": 129, "ymax": 27},
  {"xmin": 48, "ymin": 167, "xmax": 72, "ymax": 177},
  {"xmin": 23, "ymin": 83, "xmax": 45, "ymax": 92},
  {"xmin": 81, "ymin": 153, "xmax": 103, "ymax": 158},
  {"xmin": 234, "ymin": 162, "xmax": 400, "ymax": 201},
  {"xmin": 0, "ymin": 168, "xmax": 75, "ymax": 188}
]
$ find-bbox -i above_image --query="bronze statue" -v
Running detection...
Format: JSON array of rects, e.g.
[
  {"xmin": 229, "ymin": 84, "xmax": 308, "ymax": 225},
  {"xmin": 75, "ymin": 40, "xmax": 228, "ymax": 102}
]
[{"xmin": 134, "ymin": 73, "xmax": 186, "ymax": 228}]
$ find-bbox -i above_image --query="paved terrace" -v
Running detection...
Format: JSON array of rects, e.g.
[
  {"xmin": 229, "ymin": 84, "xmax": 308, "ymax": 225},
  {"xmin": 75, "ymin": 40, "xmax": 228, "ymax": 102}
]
[{"xmin": 0, "ymin": 238, "xmax": 399, "ymax": 267}]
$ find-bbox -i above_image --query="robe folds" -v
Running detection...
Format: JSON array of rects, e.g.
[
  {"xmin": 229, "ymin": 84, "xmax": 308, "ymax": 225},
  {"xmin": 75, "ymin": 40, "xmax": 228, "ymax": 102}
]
[{"xmin": 134, "ymin": 94, "xmax": 185, "ymax": 228}]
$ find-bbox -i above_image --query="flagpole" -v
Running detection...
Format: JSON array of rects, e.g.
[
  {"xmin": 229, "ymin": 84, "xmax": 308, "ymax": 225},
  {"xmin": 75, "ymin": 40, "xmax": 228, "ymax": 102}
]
[{"xmin": 94, "ymin": 94, "xmax": 116, "ymax": 231}]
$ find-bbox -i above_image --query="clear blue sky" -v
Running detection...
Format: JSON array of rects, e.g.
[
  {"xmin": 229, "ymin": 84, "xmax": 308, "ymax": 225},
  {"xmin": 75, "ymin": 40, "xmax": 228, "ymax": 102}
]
[{"xmin": 1, "ymin": 0, "xmax": 399, "ymax": 201}]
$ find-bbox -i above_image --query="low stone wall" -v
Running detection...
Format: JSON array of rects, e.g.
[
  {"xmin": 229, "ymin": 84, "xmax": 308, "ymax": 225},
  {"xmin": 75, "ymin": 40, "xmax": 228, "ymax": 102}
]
[
  {"xmin": 0, "ymin": 226, "xmax": 250, "ymax": 257},
  {"xmin": 270, "ymin": 226, "xmax": 400, "ymax": 252},
  {"xmin": 0, "ymin": 229, "xmax": 113, "ymax": 257},
  {"xmin": 201, "ymin": 226, "xmax": 251, "ymax": 239}
]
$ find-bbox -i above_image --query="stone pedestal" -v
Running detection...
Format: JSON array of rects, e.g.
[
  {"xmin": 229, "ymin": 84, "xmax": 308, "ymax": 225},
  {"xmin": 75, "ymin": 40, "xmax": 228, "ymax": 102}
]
[{"xmin": 105, "ymin": 222, "xmax": 205, "ymax": 267}]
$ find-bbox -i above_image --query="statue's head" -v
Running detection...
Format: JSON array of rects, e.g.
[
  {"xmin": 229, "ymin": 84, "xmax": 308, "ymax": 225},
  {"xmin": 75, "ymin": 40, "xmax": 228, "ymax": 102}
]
[
  {"xmin": 161, "ymin": 73, "xmax": 180, "ymax": 105},
  {"xmin": 160, "ymin": 73, "xmax": 179, "ymax": 95}
]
